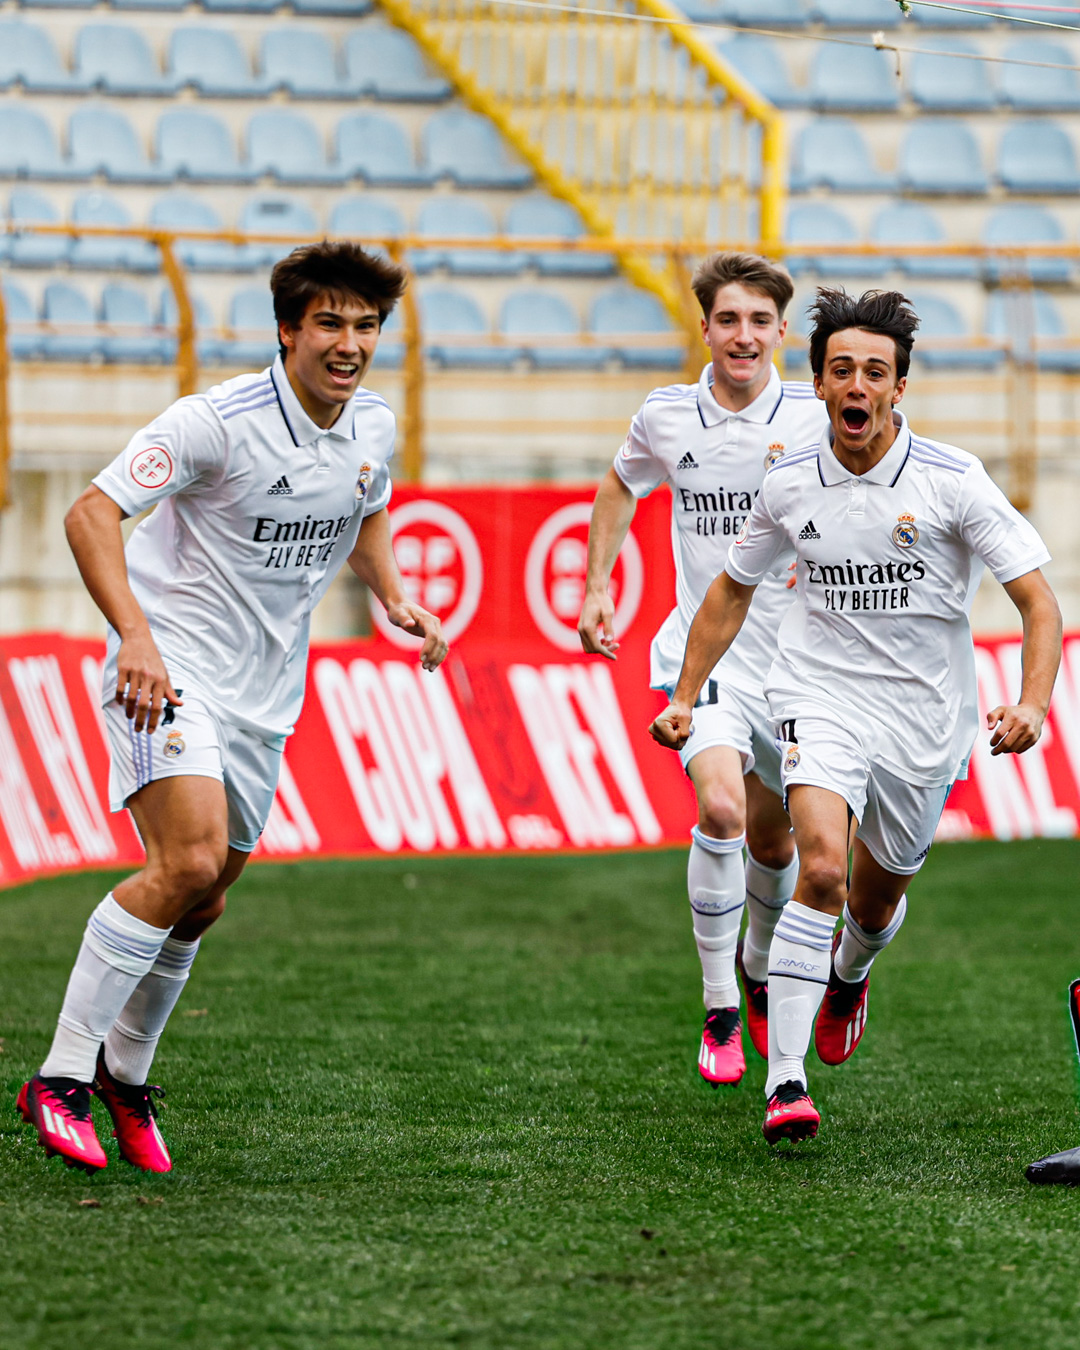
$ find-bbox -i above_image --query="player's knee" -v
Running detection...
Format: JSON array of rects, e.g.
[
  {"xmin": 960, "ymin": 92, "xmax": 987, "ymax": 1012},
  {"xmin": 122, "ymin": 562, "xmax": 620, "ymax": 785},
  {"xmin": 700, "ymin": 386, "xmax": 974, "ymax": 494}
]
[
  {"xmin": 746, "ymin": 833, "xmax": 795, "ymax": 871},
  {"xmin": 798, "ymin": 858, "xmax": 848, "ymax": 907},
  {"xmin": 162, "ymin": 843, "xmax": 228, "ymax": 902},
  {"xmin": 697, "ymin": 786, "xmax": 745, "ymax": 839}
]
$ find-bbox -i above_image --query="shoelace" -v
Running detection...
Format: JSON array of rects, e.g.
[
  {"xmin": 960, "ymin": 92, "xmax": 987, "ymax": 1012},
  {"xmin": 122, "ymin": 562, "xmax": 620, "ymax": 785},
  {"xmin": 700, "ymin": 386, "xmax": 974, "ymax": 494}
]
[
  {"xmin": 771, "ymin": 1080, "xmax": 809, "ymax": 1108},
  {"xmin": 703, "ymin": 1007, "xmax": 739, "ymax": 1045},
  {"xmin": 111, "ymin": 1081, "xmax": 166, "ymax": 1128},
  {"xmin": 39, "ymin": 1078, "xmax": 94, "ymax": 1123}
]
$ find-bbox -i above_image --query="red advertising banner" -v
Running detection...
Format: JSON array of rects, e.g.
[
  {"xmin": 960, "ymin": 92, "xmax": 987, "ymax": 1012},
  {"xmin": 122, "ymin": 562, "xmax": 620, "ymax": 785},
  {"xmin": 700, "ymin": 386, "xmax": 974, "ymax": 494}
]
[{"xmin": 0, "ymin": 485, "xmax": 1078, "ymax": 888}]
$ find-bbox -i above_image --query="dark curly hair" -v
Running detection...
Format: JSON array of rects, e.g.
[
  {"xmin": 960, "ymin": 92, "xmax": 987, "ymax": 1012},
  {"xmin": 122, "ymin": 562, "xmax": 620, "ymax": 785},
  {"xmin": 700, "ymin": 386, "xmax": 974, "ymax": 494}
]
[
  {"xmin": 271, "ymin": 240, "xmax": 408, "ymax": 358},
  {"xmin": 807, "ymin": 288, "xmax": 920, "ymax": 380}
]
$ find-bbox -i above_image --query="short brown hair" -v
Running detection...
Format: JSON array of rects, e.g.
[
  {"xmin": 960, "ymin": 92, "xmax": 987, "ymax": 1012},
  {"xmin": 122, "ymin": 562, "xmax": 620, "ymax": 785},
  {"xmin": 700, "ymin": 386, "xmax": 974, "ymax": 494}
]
[
  {"xmin": 271, "ymin": 240, "xmax": 408, "ymax": 355},
  {"xmin": 691, "ymin": 251, "xmax": 794, "ymax": 322},
  {"xmin": 807, "ymin": 287, "xmax": 919, "ymax": 380}
]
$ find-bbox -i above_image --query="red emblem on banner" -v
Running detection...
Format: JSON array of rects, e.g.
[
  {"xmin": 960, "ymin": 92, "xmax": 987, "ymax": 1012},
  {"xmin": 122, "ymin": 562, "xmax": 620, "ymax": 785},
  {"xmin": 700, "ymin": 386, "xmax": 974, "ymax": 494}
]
[
  {"xmin": 130, "ymin": 446, "xmax": 173, "ymax": 489},
  {"xmin": 374, "ymin": 500, "xmax": 483, "ymax": 646}
]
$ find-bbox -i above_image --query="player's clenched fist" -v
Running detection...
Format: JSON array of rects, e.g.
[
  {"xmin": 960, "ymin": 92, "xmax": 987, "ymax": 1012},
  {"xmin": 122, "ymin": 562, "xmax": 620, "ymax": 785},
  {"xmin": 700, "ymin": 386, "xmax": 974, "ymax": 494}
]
[
  {"xmin": 986, "ymin": 702, "xmax": 1045, "ymax": 756},
  {"xmin": 649, "ymin": 702, "xmax": 693, "ymax": 750}
]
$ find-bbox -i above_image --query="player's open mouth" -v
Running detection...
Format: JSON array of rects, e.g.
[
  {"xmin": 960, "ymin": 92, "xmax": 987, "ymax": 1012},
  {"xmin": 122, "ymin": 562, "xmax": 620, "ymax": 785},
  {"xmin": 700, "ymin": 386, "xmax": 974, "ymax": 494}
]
[
  {"xmin": 326, "ymin": 363, "xmax": 359, "ymax": 384},
  {"xmin": 841, "ymin": 406, "xmax": 870, "ymax": 434},
  {"xmin": 728, "ymin": 352, "xmax": 758, "ymax": 367}
]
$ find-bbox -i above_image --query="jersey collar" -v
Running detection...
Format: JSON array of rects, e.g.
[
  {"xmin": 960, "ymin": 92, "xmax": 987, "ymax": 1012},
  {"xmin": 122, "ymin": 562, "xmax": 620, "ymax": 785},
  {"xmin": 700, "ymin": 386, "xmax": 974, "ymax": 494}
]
[
  {"xmin": 817, "ymin": 411, "xmax": 911, "ymax": 487},
  {"xmin": 696, "ymin": 364, "xmax": 783, "ymax": 428},
  {"xmin": 269, "ymin": 356, "xmax": 358, "ymax": 447}
]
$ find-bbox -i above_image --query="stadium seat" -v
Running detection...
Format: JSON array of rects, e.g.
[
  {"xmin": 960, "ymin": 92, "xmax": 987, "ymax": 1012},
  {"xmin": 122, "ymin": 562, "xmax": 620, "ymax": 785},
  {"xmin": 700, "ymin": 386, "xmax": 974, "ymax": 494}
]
[
  {"xmin": 999, "ymin": 40, "xmax": 1080, "ymax": 111},
  {"xmin": 420, "ymin": 286, "xmax": 515, "ymax": 369},
  {"xmin": 344, "ymin": 25, "xmax": 452, "ymax": 101},
  {"xmin": 112, "ymin": 0, "xmax": 186, "ymax": 13},
  {"xmin": 328, "ymin": 195, "xmax": 406, "ymax": 242},
  {"xmin": 869, "ymin": 200, "xmax": 978, "ymax": 279},
  {"xmin": 261, "ymin": 30, "xmax": 348, "ymax": 98},
  {"xmin": 0, "ymin": 105, "xmax": 77, "ymax": 178},
  {"xmin": 505, "ymin": 194, "xmax": 615, "ymax": 276},
  {"xmin": 41, "ymin": 281, "xmax": 102, "ymax": 362},
  {"xmin": 725, "ymin": 0, "xmax": 807, "ymax": 25},
  {"xmin": 372, "ymin": 303, "xmax": 404, "ymax": 368},
  {"xmin": 812, "ymin": 0, "xmax": 901, "ymax": 25},
  {"xmin": 2, "ymin": 280, "xmax": 42, "ymax": 359},
  {"xmin": 997, "ymin": 121, "xmax": 1080, "ymax": 194},
  {"xmin": 101, "ymin": 283, "xmax": 168, "ymax": 363},
  {"xmin": 169, "ymin": 28, "xmax": 264, "ymax": 98},
  {"xmin": 238, "ymin": 194, "xmax": 319, "ymax": 267},
  {"xmin": 293, "ymin": 0, "xmax": 373, "ymax": 14},
  {"xmin": 0, "ymin": 19, "xmax": 85, "ymax": 92},
  {"xmin": 156, "ymin": 109, "xmax": 254, "ymax": 183},
  {"xmin": 74, "ymin": 23, "xmax": 175, "ymax": 95},
  {"xmin": 423, "ymin": 110, "xmax": 532, "ymax": 189},
  {"xmin": 335, "ymin": 113, "xmax": 434, "ymax": 186},
  {"xmin": 898, "ymin": 120, "xmax": 988, "ymax": 194},
  {"xmin": 716, "ymin": 35, "xmax": 802, "ymax": 109},
  {"xmin": 69, "ymin": 190, "xmax": 160, "ymax": 272},
  {"xmin": 500, "ymin": 289, "xmax": 606, "ymax": 370},
  {"xmin": 785, "ymin": 202, "xmax": 878, "ymax": 279},
  {"xmin": 908, "ymin": 38, "xmax": 995, "ymax": 111},
  {"xmin": 982, "ymin": 204, "xmax": 1070, "ymax": 284},
  {"xmin": 149, "ymin": 192, "xmax": 253, "ymax": 272},
  {"xmin": 791, "ymin": 119, "xmax": 895, "ymax": 192},
  {"xmin": 69, "ymin": 106, "xmax": 168, "ymax": 184},
  {"xmin": 160, "ymin": 289, "xmax": 225, "ymax": 365},
  {"xmin": 223, "ymin": 287, "xmax": 278, "ymax": 367},
  {"xmin": 589, "ymin": 286, "xmax": 680, "ymax": 369},
  {"xmin": 908, "ymin": 291, "xmax": 1002, "ymax": 370},
  {"xmin": 7, "ymin": 186, "xmax": 70, "ymax": 267},
  {"xmin": 984, "ymin": 288, "xmax": 1080, "ymax": 370},
  {"xmin": 414, "ymin": 198, "xmax": 525, "ymax": 277},
  {"xmin": 202, "ymin": 0, "xmax": 280, "ymax": 15},
  {"xmin": 21, "ymin": 0, "xmax": 96, "ymax": 10},
  {"xmin": 808, "ymin": 44, "xmax": 899, "ymax": 110},
  {"xmin": 247, "ymin": 111, "xmax": 345, "ymax": 185}
]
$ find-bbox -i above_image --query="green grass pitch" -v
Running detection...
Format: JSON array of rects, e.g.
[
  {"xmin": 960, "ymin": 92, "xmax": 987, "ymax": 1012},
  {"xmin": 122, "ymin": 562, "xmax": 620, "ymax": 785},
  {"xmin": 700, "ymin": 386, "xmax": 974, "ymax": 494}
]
[{"xmin": 3, "ymin": 840, "xmax": 1080, "ymax": 1349}]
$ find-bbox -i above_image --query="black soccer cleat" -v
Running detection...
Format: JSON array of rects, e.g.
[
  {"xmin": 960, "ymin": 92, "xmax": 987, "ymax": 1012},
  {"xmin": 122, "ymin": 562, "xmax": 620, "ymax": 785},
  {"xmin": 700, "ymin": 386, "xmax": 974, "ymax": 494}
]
[{"xmin": 1026, "ymin": 1145, "xmax": 1080, "ymax": 1186}]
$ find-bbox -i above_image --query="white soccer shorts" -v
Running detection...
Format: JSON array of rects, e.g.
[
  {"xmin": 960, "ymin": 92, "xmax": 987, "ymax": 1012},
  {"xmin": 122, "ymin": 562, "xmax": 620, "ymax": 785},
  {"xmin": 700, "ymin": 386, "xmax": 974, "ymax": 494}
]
[
  {"xmin": 670, "ymin": 677, "xmax": 784, "ymax": 796},
  {"xmin": 776, "ymin": 712, "xmax": 952, "ymax": 876},
  {"xmin": 104, "ymin": 694, "xmax": 282, "ymax": 852}
]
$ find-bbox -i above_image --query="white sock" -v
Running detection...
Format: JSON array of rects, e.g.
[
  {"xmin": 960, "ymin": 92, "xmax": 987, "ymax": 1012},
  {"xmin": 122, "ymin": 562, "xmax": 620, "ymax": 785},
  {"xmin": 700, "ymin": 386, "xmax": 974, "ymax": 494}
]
[
  {"xmin": 105, "ymin": 936, "xmax": 201, "ymax": 1085},
  {"xmin": 688, "ymin": 826, "xmax": 746, "ymax": 1011},
  {"xmin": 40, "ymin": 893, "xmax": 171, "ymax": 1083},
  {"xmin": 834, "ymin": 895, "xmax": 907, "ymax": 985},
  {"xmin": 742, "ymin": 849, "xmax": 799, "ymax": 984},
  {"xmin": 765, "ymin": 900, "xmax": 837, "ymax": 1097}
]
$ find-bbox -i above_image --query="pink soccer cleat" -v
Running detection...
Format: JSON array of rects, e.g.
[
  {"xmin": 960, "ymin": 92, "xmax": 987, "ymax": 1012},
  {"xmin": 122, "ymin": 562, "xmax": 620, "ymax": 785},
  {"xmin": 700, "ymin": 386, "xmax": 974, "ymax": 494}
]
[
  {"xmin": 17, "ymin": 1075, "xmax": 108, "ymax": 1173},
  {"xmin": 763, "ymin": 1080, "xmax": 820, "ymax": 1145},
  {"xmin": 736, "ymin": 940, "xmax": 769, "ymax": 1060},
  {"xmin": 815, "ymin": 931, "xmax": 870, "ymax": 1066},
  {"xmin": 697, "ymin": 1007, "xmax": 746, "ymax": 1086},
  {"xmin": 94, "ymin": 1050, "xmax": 172, "ymax": 1174}
]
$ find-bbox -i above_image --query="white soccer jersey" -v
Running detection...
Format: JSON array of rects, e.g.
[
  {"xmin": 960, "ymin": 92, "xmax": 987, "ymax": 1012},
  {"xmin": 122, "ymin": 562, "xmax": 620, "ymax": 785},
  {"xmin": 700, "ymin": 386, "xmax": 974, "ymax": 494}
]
[
  {"xmin": 614, "ymin": 364, "xmax": 829, "ymax": 692},
  {"xmin": 93, "ymin": 355, "xmax": 394, "ymax": 744},
  {"xmin": 725, "ymin": 413, "xmax": 1051, "ymax": 786}
]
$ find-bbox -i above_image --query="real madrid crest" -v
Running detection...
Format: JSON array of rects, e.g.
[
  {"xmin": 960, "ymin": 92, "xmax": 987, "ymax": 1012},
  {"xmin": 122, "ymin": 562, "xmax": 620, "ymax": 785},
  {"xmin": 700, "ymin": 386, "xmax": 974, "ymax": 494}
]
[
  {"xmin": 355, "ymin": 462, "xmax": 372, "ymax": 502},
  {"xmin": 892, "ymin": 513, "xmax": 919, "ymax": 549},
  {"xmin": 163, "ymin": 731, "xmax": 185, "ymax": 759},
  {"xmin": 764, "ymin": 442, "xmax": 785, "ymax": 469},
  {"xmin": 784, "ymin": 746, "xmax": 800, "ymax": 773}
]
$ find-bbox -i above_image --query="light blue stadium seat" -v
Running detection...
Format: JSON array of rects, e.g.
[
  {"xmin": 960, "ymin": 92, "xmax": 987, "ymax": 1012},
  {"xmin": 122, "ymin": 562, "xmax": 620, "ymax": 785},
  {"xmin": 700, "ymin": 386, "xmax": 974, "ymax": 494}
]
[
  {"xmin": 501, "ymin": 289, "xmax": 605, "ymax": 371},
  {"xmin": 21, "ymin": 0, "xmax": 96, "ymax": 10},
  {"xmin": 985, "ymin": 288, "xmax": 1080, "ymax": 370},
  {"xmin": 716, "ymin": 35, "xmax": 802, "ymax": 109},
  {"xmin": 997, "ymin": 120, "xmax": 1080, "ymax": 194},
  {"xmin": 160, "ymin": 289, "xmax": 225, "ymax": 365},
  {"xmin": 725, "ymin": 0, "xmax": 807, "ymax": 24},
  {"xmin": 908, "ymin": 291, "xmax": 1002, "ymax": 370},
  {"xmin": 0, "ymin": 105, "xmax": 78, "ymax": 178},
  {"xmin": 69, "ymin": 105, "xmax": 168, "ymax": 184},
  {"xmin": 372, "ymin": 303, "xmax": 404, "ymax": 368},
  {"xmin": 899, "ymin": 120, "xmax": 988, "ymax": 194},
  {"xmin": 74, "ymin": 24, "xmax": 174, "ymax": 95},
  {"xmin": 2, "ymin": 280, "xmax": 42, "ymax": 359},
  {"xmin": 202, "ymin": 0, "xmax": 279, "ymax": 15},
  {"xmin": 69, "ymin": 190, "xmax": 160, "ymax": 271},
  {"xmin": 0, "ymin": 19, "xmax": 85, "ymax": 92},
  {"xmin": 1000, "ymin": 40, "xmax": 1080, "ymax": 111},
  {"xmin": 505, "ymin": 194, "xmax": 615, "ymax": 276},
  {"xmin": 328, "ymin": 195, "xmax": 405, "ymax": 243},
  {"xmin": 791, "ymin": 119, "xmax": 894, "ymax": 192},
  {"xmin": 423, "ymin": 110, "xmax": 532, "ymax": 188},
  {"xmin": 420, "ymin": 286, "xmax": 515, "ymax": 369},
  {"xmin": 870, "ymin": 200, "xmax": 977, "ymax": 279},
  {"xmin": 414, "ymin": 198, "xmax": 525, "ymax": 277},
  {"xmin": 247, "ymin": 111, "xmax": 344, "ymax": 185},
  {"xmin": 335, "ymin": 113, "xmax": 434, "ymax": 186},
  {"xmin": 344, "ymin": 25, "xmax": 452, "ymax": 101},
  {"xmin": 42, "ymin": 281, "xmax": 102, "ymax": 361},
  {"xmin": 908, "ymin": 38, "xmax": 995, "ymax": 111},
  {"xmin": 223, "ymin": 287, "xmax": 279, "ymax": 367},
  {"xmin": 982, "ymin": 204, "xmax": 1070, "ymax": 284},
  {"xmin": 156, "ymin": 109, "xmax": 254, "ymax": 183},
  {"xmin": 262, "ymin": 29, "xmax": 346, "ymax": 98},
  {"xmin": 809, "ymin": 44, "xmax": 899, "ymax": 110},
  {"xmin": 112, "ymin": 0, "xmax": 186, "ymax": 13},
  {"xmin": 169, "ymin": 28, "xmax": 264, "ymax": 97},
  {"xmin": 785, "ymin": 202, "xmax": 878, "ymax": 279},
  {"xmin": 590, "ymin": 286, "xmax": 680, "ymax": 369},
  {"xmin": 293, "ymin": 0, "xmax": 372, "ymax": 14},
  {"xmin": 101, "ymin": 283, "xmax": 168, "ymax": 363},
  {"xmin": 812, "ymin": 0, "xmax": 900, "ymax": 25},
  {"xmin": 238, "ymin": 194, "xmax": 319, "ymax": 267},
  {"xmin": 7, "ymin": 186, "xmax": 70, "ymax": 267},
  {"xmin": 149, "ymin": 192, "xmax": 253, "ymax": 271}
]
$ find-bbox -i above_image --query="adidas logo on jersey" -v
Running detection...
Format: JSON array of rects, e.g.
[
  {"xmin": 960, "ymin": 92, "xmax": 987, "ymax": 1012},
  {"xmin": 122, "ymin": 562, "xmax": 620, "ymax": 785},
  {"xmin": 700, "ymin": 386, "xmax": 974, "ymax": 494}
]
[
  {"xmin": 267, "ymin": 475, "xmax": 293, "ymax": 496},
  {"xmin": 798, "ymin": 520, "xmax": 821, "ymax": 540},
  {"xmin": 676, "ymin": 452, "xmax": 699, "ymax": 471}
]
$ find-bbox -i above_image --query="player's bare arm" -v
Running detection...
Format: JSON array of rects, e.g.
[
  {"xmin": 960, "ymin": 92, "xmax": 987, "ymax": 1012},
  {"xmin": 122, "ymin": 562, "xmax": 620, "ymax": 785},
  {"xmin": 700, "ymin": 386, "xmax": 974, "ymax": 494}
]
[
  {"xmin": 64, "ymin": 484, "xmax": 181, "ymax": 734},
  {"xmin": 578, "ymin": 467, "xmax": 638, "ymax": 660},
  {"xmin": 649, "ymin": 570, "xmax": 756, "ymax": 750},
  {"xmin": 347, "ymin": 505, "xmax": 448, "ymax": 672},
  {"xmin": 986, "ymin": 568, "xmax": 1062, "ymax": 756}
]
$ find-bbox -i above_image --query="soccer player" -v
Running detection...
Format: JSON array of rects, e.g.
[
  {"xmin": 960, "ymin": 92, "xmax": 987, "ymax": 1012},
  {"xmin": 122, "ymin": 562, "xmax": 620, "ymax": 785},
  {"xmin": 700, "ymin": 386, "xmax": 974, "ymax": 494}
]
[
  {"xmin": 578, "ymin": 253, "xmax": 828, "ymax": 1086},
  {"xmin": 18, "ymin": 242, "xmax": 447, "ymax": 1174},
  {"xmin": 650, "ymin": 288, "xmax": 1061, "ymax": 1143}
]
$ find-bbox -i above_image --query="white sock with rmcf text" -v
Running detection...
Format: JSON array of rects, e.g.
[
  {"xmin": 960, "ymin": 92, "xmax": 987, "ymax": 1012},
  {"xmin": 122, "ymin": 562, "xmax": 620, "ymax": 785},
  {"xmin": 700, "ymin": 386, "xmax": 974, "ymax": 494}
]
[
  {"xmin": 765, "ymin": 900, "xmax": 837, "ymax": 1097},
  {"xmin": 105, "ymin": 936, "xmax": 201, "ymax": 1085},
  {"xmin": 688, "ymin": 827, "xmax": 746, "ymax": 1011},
  {"xmin": 834, "ymin": 895, "xmax": 908, "ymax": 985},
  {"xmin": 742, "ymin": 849, "xmax": 799, "ymax": 984}
]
